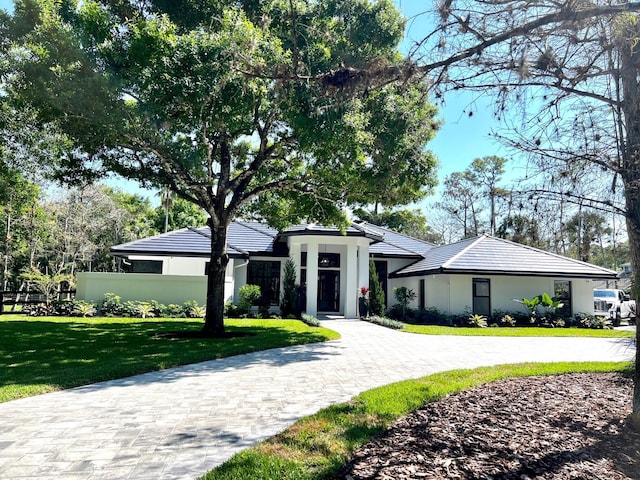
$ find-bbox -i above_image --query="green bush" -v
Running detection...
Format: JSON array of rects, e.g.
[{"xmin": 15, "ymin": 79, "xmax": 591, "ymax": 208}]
[
  {"xmin": 239, "ymin": 284, "xmax": 261, "ymax": 311},
  {"xmin": 467, "ymin": 313, "xmax": 488, "ymax": 328},
  {"xmin": 301, "ymin": 313, "xmax": 320, "ymax": 327},
  {"xmin": 365, "ymin": 315, "xmax": 404, "ymax": 330},
  {"xmin": 161, "ymin": 303, "xmax": 186, "ymax": 318},
  {"xmin": 368, "ymin": 260, "xmax": 385, "ymax": 316},
  {"xmin": 280, "ymin": 258, "xmax": 298, "ymax": 318}
]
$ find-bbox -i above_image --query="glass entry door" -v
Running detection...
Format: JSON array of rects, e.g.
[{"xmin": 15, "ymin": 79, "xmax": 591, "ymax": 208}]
[{"xmin": 318, "ymin": 270, "xmax": 340, "ymax": 312}]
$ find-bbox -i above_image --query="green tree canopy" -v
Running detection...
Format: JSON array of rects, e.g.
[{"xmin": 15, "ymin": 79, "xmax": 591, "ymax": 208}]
[{"xmin": 5, "ymin": 0, "xmax": 439, "ymax": 335}]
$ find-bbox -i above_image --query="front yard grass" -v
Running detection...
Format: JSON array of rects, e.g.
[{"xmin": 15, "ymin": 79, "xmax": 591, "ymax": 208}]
[
  {"xmin": 401, "ymin": 323, "xmax": 636, "ymax": 337},
  {"xmin": 201, "ymin": 361, "xmax": 632, "ymax": 480},
  {"xmin": 0, "ymin": 315, "xmax": 340, "ymax": 403}
]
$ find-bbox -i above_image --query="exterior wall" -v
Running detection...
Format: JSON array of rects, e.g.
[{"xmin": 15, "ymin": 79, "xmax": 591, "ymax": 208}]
[
  {"xmin": 128, "ymin": 255, "xmax": 208, "ymax": 276},
  {"xmin": 77, "ymin": 262, "xmax": 235, "ymax": 306},
  {"xmin": 389, "ymin": 274, "xmax": 596, "ymax": 317}
]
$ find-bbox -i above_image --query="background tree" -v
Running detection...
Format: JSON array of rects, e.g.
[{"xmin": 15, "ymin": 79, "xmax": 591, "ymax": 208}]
[
  {"xmin": 152, "ymin": 197, "xmax": 207, "ymax": 233},
  {"xmin": 436, "ymin": 170, "xmax": 484, "ymax": 238},
  {"xmin": 6, "ymin": 0, "xmax": 439, "ymax": 336},
  {"xmin": 354, "ymin": 207, "xmax": 441, "ymax": 243},
  {"xmin": 566, "ymin": 210, "xmax": 611, "ymax": 263},
  {"xmin": 469, "ymin": 156, "xmax": 509, "ymax": 235}
]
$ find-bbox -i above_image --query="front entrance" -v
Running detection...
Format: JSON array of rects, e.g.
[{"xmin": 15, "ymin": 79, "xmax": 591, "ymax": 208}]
[{"xmin": 318, "ymin": 270, "xmax": 340, "ymax": 312}]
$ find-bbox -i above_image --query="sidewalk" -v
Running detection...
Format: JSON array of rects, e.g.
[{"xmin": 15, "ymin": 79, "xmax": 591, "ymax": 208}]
[{"xmin": 0, "ymin": 320, "xmax": 634, "ymax": 479}]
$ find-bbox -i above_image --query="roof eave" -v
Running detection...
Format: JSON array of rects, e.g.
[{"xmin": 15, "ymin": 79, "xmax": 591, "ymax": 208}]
[{"xmin": 390, "ymin": 268, "xmax": 619, "ymax": 280}]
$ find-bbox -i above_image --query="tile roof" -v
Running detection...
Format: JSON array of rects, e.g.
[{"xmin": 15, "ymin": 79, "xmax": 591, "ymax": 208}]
[
  {"xmin": 111, "ymin": 221, "xmax": 283, "ymax": 258},
  {"xmin": 111, "ymin": 220, "xmax": 407, "ymax": 258},
  {"xmin": 360, "ymin": 222, "xmax": 435, "ymax": 257},
  {"xmin": 391, "ymin": 235, "xmax": 618, "ymax": 279}
]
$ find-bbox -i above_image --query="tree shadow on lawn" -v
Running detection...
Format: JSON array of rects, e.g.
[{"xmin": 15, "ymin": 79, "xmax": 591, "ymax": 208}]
[{"xmin": 0, "ymin": 319, "xmax": 340, "ymax": 397}]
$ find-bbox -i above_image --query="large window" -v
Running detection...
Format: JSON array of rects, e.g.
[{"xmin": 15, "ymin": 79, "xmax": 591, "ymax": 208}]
[
  {"xmin": 472, "ymin": 278, "xmax": 491, "ymax": 317},
  {"xmin": 247, "ymin": 261, "xmax": 281, "ymax": 306},
  {"xmin": 554, "ymin": 280, "xmax": 572, "ymax": 318},
  {"xmin": 130, "ymin": 260, "xmax": 163, "ymax": 274}
]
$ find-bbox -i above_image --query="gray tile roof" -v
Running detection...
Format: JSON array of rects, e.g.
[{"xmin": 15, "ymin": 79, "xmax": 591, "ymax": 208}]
[
  {"xmin": 111, "ymin": 221, "xmax": 283, "ymax": 258},
  {"xmin": 391, "ymin": 235, "xmax": 618, "ymax": 279},
  {"xmin": 111, "ymin": 220, "xmax": 404, "ymax": 258},
  {"xmin": 361, "ymin": 222, "xmax": 435, "ymax": 257}
]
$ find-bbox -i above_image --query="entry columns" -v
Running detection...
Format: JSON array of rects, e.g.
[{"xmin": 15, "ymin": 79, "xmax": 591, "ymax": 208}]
[
  {"xmin": 344, "ymin": 242, "xmax": 358, "ymax": 318},
  {"xmin": 306, "ymin": 241, "xmax": 318, "ymax": 317}
]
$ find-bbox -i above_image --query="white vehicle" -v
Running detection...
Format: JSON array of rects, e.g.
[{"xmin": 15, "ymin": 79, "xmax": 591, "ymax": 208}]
[{"xmin": 593, "ymin": 288, "xmax": 636, "ymax": 326}]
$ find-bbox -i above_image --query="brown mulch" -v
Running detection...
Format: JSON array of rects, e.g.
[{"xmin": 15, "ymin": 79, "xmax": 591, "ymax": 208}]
[{"xmin": 336, "ymin": 373, "xmax": 640, "ymax": 480}]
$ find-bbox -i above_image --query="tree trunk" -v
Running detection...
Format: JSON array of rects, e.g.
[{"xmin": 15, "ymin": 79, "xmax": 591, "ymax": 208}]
[
  {"xmin": 624, "ymin": 185, "xmax": 640, "ymax": 429},
  {"xmin": 202, "ymin": 217, "xmax": 230, "ymax": 337},
  {"xmin": 619, "ymin": 30, "xmax": 640, "ymax": 429}
]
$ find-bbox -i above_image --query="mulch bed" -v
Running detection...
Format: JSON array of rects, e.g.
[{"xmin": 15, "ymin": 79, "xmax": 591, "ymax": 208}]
[{"xmin": 336, "ymin": 373, "xmax": 640, "ymax": 479}]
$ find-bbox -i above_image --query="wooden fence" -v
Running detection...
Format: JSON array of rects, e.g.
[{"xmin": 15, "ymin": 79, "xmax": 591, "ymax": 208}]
[{"xmin": 0, "ymin": 290, "xmax": 75, "ymax": 313}]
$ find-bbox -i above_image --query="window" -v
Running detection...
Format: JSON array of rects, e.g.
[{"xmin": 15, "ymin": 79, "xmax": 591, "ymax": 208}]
[
  {"xmin": 130, "ymin": 260, "xmax": 163, "ymax": 274},
  {"xmin": 318, "ymin": 253, "xmax": 340, "ymax": 268},
  {"xmin": 247, "ymin": 261, "xmax": 281, "ymax": 306},
  {"xmin": 419, "ymin": 279, "xmax": 426, "ymax": 309},
  {"xmin": 554, "ymin": 280, "xmax": 572, "ymax": 318},
  {"xmin": 472, "ymin": 278, "xmax": 491, "ymax": 317}
]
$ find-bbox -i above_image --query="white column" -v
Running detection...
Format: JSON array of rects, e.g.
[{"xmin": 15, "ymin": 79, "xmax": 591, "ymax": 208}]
[
  {"xmin": 358, "ymin": 240, "xmax": 370, "ymax": 299},
  {"xmin": 289, "ymin": 242, "xmax": 301, "ymax": 283},
  {"xmin": 306, "ymin": 241, "xmax": 318, "ymax": 317},
  {"xmin": 345, "ymin": 241, "xmax": 358, "ymax": 318}
]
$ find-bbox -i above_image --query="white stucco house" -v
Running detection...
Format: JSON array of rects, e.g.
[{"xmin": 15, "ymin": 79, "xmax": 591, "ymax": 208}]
[{"xmin": 76, "ymin": 220, "xmax": 619, "ymax": 318}]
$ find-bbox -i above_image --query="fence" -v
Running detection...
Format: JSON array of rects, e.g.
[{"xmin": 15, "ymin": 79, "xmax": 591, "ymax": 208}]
[{"xmin": 0, "ymin": 290, "xmax": 75, "ymax": 313}]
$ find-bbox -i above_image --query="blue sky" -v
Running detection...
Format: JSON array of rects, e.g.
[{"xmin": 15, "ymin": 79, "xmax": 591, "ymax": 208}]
[{"xmin": 1, "ymin": 0, "xmax": 510, "ymax": 205}]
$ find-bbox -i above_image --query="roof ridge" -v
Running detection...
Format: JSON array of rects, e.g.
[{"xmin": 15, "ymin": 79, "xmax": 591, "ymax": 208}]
[
  {"xmin": 234, "ymin": 220, "xmax": 278, "ymax": 239},
  {"xmin": 187, "ymin": 226, "xmax": 211, "ymax": 239},
  {"xmin": 441, "ymin": 236, "xmax": 484, "ymax": 268},
  {"xmin": 359, "ymin": 221, "xmax": 433, "ymax": 255},
  {"xmin": 112, "ymin": 227, "xmax": 192, "ymax": 249}
]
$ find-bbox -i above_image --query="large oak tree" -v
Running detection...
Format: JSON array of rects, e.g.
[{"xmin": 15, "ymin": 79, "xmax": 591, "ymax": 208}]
[{"xmin": 4, "ymin": 0, "xmax": 438, "ymax": 336}]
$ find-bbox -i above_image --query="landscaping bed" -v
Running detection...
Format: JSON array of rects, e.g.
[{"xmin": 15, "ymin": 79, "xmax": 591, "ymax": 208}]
[{"xmin": 338, "ymin": 372, "xmax": 640, "ymax": 479}]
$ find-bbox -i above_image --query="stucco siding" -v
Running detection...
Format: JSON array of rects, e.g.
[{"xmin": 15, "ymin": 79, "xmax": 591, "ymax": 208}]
[
  {"xmin": 395, "ymin": 274, "xmax": 597, "ymax": 317},
  {"xmin": 77, "ymin": 272, "xmax": 210, "ymax": 305}
]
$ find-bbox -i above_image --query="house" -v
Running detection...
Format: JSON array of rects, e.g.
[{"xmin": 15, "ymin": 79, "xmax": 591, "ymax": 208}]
[{"xmin": 76, "ymin": 221, "xmax": 619, "ymax": 318}]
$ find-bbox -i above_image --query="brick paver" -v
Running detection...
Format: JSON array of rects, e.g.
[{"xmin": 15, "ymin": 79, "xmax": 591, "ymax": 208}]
[{"xmin": 0, "ymin": 319, "xmax": 634, "ymax": 479}]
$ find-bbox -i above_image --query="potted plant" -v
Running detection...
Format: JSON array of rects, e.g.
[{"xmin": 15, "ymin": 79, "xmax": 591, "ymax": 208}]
[{"xmin": 359, "ymin": 286, "xmax": 369, "ymax": 318}]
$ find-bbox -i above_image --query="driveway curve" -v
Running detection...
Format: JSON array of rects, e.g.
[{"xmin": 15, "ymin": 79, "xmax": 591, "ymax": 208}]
[{"xmin": 0, "ymin": 319, "xmax": 634, "ymax": 479}]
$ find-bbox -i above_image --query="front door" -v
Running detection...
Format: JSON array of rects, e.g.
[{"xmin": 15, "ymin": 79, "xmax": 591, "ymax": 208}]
[{"xmin": 318, "ymin": 271, "xmax": 340, "ymax": 312}]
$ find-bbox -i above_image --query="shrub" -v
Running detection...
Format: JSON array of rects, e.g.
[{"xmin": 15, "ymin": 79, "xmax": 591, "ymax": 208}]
[
  {"xmin": 239, "ymin": 284, "xmax": 261, "ymax": 311},
  {"xmin": 368, "ymin": 260, "xmax": 385, "ymax": 316},
  {"xmin": 301, "ymin": 313, "xmax": 320, "ymax": 327},
  {"xmin": 136, "ymin": 302, "xmax": 155, "ymax": 319},
  {"xmin": 577, "ymin": 314, "xmax": 610, "ymax": 329},
  {"xmin": 467, "ymin": 313, "xmax": 488, "ymax": 328},
  {"xmin": 162, "ymin": 303, "xmax": 186, "ymax": 318},
  {"xmin": 182, "ymin": 300, "xmax": 205, "ymax": 318},
  {"xmin": 365, "ymin": 315, "xmax": 404, "ymax": 330},
  {"xmin": 280, "ymin": 258, "xmax": 298, "ymax": 318},
  {"xmin": 500, "ymin": 314, "xmax": 516, "ymax": 327},
  {"xmin": 225, "ymin": 301, "xmax": 246, "ymax": 318},
  {"xmin": 393, "ymin": 287, "xmax": 416, "ymax": 321},
  {"xmin": 101, "ymin": 293, "xmax": 125, "ymax": 316},
  {"xmin": 73, "ymin": 300, "xmax": 97, "ymax": 318}
]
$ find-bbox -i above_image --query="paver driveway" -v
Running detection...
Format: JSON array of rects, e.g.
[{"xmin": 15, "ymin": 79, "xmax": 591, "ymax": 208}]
[{"xmin": 0, "ymin": 319, "xmax": 635, "ymax": 480}]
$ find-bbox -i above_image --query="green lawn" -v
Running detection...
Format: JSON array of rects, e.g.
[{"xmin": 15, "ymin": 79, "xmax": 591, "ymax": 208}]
[
  {"xmin": 402, "ymin": 323, "xmax": 636, "ymax": 337},
  {"xmin": 0, "ymin": 315, "xmax": 340, "ymax": 403},
  {"xmin": 202, "ymin": 361, "xmax": 632, "ymax": 480}
]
